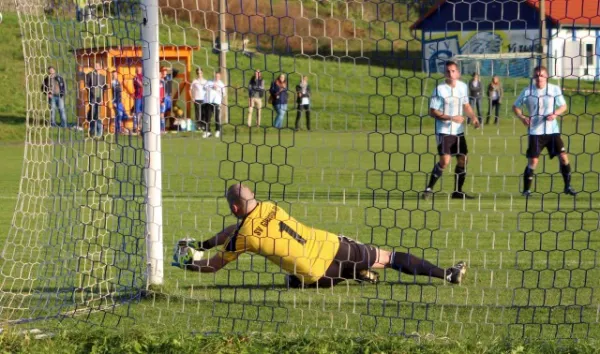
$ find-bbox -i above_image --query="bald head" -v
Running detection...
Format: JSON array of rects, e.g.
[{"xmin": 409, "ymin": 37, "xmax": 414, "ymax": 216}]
[{"xmin": 226, "ymin": 184, "xmax": 257, "ymax": 217}]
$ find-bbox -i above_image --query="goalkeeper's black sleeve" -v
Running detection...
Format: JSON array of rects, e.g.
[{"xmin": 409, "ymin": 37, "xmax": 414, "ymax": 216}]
[{"xmin": 198, "ymin": 240, "xmax": 215, "ymax": 250}]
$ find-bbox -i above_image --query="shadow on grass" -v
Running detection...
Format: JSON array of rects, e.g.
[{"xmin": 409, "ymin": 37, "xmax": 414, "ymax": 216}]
[{"xmin": 0, "ymin": 115, "xmax": 26, "ymax": 125}]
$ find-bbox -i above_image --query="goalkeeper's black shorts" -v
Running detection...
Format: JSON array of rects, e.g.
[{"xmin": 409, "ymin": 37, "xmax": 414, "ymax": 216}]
[{"xmin": 287, "ymin": 235, "xmax": 378, "ymax": 288}]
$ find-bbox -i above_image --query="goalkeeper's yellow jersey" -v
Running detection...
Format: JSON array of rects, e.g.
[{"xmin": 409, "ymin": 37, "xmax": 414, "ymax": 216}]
[{"xmin": 222, "ymin": 201, "xmax": 341, "ymax": 284}]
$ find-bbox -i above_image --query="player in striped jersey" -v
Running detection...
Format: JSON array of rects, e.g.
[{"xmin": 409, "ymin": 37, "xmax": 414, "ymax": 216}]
[
  {"xmin": 422, "ymin": 61, "xmax": 480, "ymax": 200},
  {"xmin": 512, "ymin": 65, "xmax": 576, "ymax": 197}
]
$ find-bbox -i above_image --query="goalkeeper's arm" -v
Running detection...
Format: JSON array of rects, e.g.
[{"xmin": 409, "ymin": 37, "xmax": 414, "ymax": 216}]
[
  {"xmin": 196, "ymin": 224, "xmax": 238, "ymax": 250},
  {"xmin": 184, "ymin": 253, "xmax": 231, "ymax": 273}
]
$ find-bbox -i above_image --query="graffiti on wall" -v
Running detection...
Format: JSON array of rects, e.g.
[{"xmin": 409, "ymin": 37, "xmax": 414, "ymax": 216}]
[{"xmin": 423, "ymin": 30, "xmax": 540, "ymax": 77}]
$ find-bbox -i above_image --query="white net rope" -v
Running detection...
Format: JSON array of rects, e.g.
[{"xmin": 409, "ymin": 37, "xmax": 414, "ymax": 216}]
[{"xmin": 0, "ymin": 0, "xmax": 599, "ymax": 338}]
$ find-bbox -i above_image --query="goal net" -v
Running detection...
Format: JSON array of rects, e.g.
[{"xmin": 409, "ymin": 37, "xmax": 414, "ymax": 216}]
[
  {"xmin": 451, "ymin": 53, "xmax": 540, "ymax": 78},
  {"xmin": 1, "ymin": 0, "xmax": 599, "ymax": 340}
]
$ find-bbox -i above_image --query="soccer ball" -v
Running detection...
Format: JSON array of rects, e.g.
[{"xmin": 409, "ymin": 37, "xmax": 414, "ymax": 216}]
[{"xmin": 172, "ymin": 238, "xmax": 204, "ymax": 266}]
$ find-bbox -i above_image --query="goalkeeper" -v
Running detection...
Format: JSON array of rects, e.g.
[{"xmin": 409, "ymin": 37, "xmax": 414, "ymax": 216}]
[{"xmin": 172, "ymin": 184, "xmax": 467, "ymax": 288}]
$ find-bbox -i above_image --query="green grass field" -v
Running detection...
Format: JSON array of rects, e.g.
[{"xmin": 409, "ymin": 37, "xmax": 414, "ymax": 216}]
[{"xmin": 1, "ymin": 7, "xmax": 600, "ymax": 353}]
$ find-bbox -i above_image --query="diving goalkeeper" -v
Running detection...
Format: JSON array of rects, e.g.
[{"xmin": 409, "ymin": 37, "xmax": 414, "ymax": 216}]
[{"xmin": 172, "ymin": 184, "xmax": 467, "ymax": 288}]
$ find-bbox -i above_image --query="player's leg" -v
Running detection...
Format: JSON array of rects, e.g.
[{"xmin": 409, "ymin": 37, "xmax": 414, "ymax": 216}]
[
  {"xmin": 422, "ymin": 135, "xmax": 452, "ymax": 199},
  {"xmin": 452, "ymin": 136, "xmax": 473, "ymax": 199},
  {"xmin": 552, "ymin": 135, "xmax": 576, "ymax": 195},
  {"xmin": 523, "ymin": 135, "xmax": 541, "ymax": 196},
  {"xmin": 371, "ymin": 248, "xmax": 466, "ymax": 284},
  {"xmin": 452, "ymin": 154, "xmax": 472, "ymax": 199}
]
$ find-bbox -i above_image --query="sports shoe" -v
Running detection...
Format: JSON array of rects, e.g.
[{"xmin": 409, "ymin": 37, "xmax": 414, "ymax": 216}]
[
  {"xmin": 421, "ymin": 189, "xmax": 433, "ymax": 200},
  {"xmin": 446, "ymin": 261, "xmax": 467, "ymax": 284},
  {"xmin": 451, "ymin": 192, "xmax": 475, "ymax": 200},
  {"xmin": 522, "ymin": 190, "xmax": 532, "ymax": 197},
  {"xmin": 215, "ymin": 130, "xmax": 221, "ymax": 138},
  {"xmin": 202, "ymin": 131, "xmax": 212, "ymax": 138},
  {"xmin": 564, "ymin": 186, "xmax": 577, "ymax": 196},
  {"xmin": 356, "ymin": 269, "xmax": 380, "ymax": 284}
]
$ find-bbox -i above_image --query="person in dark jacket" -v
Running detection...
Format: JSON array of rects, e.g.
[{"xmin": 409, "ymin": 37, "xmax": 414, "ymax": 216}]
[
  {"xmin": 468, "ymin": 73, "xmax": 482, "ymax": 126},
  {"xmin": 294, "ymin": 75, "xmax": 311, "ymax": 131},
  {"xmin": 247, "ymin": 70, "xmax": 264, "ymax": 127},
  {"xmin": 269, "ymin": 73, "xmax": 288, "ymax": 128},
  {"xmin": 41, "ymin": 66, "xmax": 68, "ymax": 127},
  {"xmin": 487, "ymin": 75, "xmax": 504, "ymax": 125},
  {"xmin": 86, "ymin": 62, "xmax": 108, "ymax": 138}
]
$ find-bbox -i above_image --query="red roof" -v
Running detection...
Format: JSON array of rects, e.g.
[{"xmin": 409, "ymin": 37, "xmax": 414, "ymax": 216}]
[
  {"xmin": 410, "ymin": 0, "xmax": 600, "ymax": 30},
  {"xmin": 527, "ymin": 0, "xmax": 600, "ymax": 27}
]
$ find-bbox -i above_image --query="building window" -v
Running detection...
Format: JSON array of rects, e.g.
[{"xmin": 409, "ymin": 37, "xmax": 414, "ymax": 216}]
[{"xmin": 585, "ymin": 43, "xmax": 594, "ymax": 67}]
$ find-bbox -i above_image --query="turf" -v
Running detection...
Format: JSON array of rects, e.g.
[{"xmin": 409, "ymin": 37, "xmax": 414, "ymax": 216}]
[{"xmin": 0, "ymin": 7, "xmax": 599, "ymax": 346}]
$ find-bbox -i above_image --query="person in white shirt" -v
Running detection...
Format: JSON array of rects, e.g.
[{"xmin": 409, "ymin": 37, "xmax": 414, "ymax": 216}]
[
  {"xmin": 203, "ymin": 72, "xmax": 226, "ymax": 138},
  {"xmin": 512, "ymin": 65, "xmax": 575, "ymax": 197},
  {"xmin": 190, "ymin": 68, "xmax": 208, "ymax": 130},
  {"xmin": 422, "ymin": 61, "xmax": 480, "ymax": 200},
  {"xmin": 294, "ymin": 76, "xmax": 311, "ymax": 131}
]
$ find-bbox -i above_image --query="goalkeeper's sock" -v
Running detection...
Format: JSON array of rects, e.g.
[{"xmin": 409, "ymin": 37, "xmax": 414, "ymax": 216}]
[{"xmin": 391, "ymin": 251, "xmax": 446, "ymax": 279}]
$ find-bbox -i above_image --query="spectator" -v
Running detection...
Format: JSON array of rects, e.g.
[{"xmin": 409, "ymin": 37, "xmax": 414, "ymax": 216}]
[
  {"xmin": 159, "ymin": 67, "xmax": 171, "ymax": 133},
  {"xmin": 247, "ymin": 70, "xmax": 264, "ymax": 127},
  {"xmin": 512, "ymin": 65, "xmax": 576, "ymax": 197},
  {"xmin": 41, "ymin": 66, "xmax": 67, "ymax": 128},
  {"xmin": 468, "ymin": 73, "xmax": 482, "ymax": 126},
  {"xmin": 422, "ymin": 61, "xmax": 480, "ymax": 200},
  {"xmin": 75, "ymin": 0, "xmax": 90, "ymax": 22},
  {"xmin": 203, "ymin": 72, "xmax": 226, "ymax": 138},
  {"xmin": 294, "ymin": 75, "xmax": 311, "ymax": 131},
  {"xmin": 86, "ymin": 62, "xmax": 107, "ymax": 138},
  {"xmin": 486, "ymin": 75, "xmax": 503, "ymax": 125},
  {"xmin": 132, "ymin": 66, "xmax": 143, "ymax": 134},
  {"xmin": 111, "ymin": 70, "xmax": 127, "ymax": 135},
  {"xmin": 269, "ymin": 73, "xmax": 288, "ymax": 128},
  {"xmin": 190, "ymin": 68, "xmax": 207, "ymax": 131}
]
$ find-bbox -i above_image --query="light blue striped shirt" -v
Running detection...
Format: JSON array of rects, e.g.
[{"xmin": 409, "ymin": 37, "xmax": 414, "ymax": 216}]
[
  {"xmin": 513, "ymin": 83, "xmax": 566, "ymax": 135},
  {"xmin": 429, "ymin": 81, "xmax": 469, "ymax": 135}
]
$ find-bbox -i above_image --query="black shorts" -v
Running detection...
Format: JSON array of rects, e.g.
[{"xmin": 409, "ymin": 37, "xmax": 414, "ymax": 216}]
[
  {"xmin": 287, "ymin": 236, "xmax": 378, "ymax": 288},
  {"xmin": 436, "ymin": 134, "xmax": 468, "ymax": 156},
  {"xmin": 526, "ymin": 134, "xmax": 565, "ymax": 159}
]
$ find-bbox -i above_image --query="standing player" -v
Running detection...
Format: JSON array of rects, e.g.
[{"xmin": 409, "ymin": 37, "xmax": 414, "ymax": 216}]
[
  {"xmin": 512, "ymin": 66, "xmax": 576, "ymax": 197},
  {"xmin": 172, "ymin": 184, "xmax": 467, "ymax": 288},
  {"xmin": 422, "ymin": 61, "xmax": 480, "ymax": 200}
]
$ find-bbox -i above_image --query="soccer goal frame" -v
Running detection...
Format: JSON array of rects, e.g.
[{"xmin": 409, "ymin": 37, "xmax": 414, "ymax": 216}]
[{"xmin": 451, "ymin": 52, "xmax": 541, "ymax": 78}]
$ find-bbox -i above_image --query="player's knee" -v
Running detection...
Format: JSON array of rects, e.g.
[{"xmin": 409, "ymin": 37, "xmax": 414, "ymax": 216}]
[
  {"xmin": 438, "ymin": 159, "xmax": 450, "ymax": 169},
  {"xmin": 559, "ymin": 153, "xmax": 569, "ymax": 165}
]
